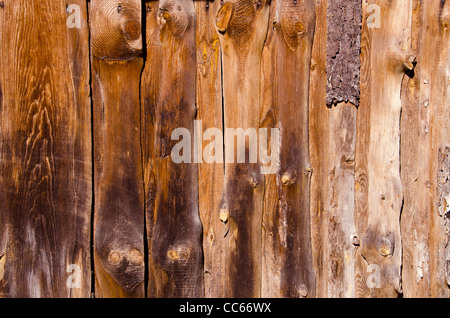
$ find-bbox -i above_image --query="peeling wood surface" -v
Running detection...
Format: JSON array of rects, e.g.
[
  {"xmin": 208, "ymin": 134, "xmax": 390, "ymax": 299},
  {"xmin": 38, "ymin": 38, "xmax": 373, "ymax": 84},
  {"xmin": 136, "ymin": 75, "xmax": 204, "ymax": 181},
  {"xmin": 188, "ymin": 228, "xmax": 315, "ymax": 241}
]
[{"xmin": 0, "ymin": 0, "xmax": 449, "ymax": 298}]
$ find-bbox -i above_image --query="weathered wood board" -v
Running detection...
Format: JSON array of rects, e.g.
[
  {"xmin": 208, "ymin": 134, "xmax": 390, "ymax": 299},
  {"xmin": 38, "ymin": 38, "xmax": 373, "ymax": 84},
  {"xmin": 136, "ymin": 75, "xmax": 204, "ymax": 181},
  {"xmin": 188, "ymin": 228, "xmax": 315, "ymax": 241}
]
[
  {"xmin": 0, "ymin": 0, "xmax": 92, "ymax": 297},
  {"xmin": 0, "ymin": 0, "xmax": 447, "ymax": 299},
  {"xmin": 90, "ymin": 0, "xmax": 145, "ymax": 298},
  {"xmin": 146, "ymin": 0, "xmax": 204, "ymax": 298}
]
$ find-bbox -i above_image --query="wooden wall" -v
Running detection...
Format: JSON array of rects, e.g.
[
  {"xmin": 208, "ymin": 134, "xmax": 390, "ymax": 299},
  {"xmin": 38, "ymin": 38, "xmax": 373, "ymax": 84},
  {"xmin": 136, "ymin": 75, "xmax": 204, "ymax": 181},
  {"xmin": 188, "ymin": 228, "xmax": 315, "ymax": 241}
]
[{"xmin": 0, "ymin": 0, "xmax": 448, "ymax": 298}]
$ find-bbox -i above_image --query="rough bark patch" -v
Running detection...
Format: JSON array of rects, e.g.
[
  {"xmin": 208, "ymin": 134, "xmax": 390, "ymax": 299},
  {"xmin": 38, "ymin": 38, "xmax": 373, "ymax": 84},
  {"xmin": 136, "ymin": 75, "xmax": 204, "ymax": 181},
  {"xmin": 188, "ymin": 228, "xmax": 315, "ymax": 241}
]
[{"xmin": 326, "ymin": 0, "xmax": 361, "ymax": 107}]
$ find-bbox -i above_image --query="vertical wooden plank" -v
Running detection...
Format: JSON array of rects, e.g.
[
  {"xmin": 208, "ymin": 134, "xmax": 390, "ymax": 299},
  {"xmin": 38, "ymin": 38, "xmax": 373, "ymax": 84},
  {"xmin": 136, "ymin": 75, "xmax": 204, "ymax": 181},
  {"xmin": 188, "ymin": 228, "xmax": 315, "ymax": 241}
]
[
  {"xmin": 402, "ymin": 0, "xmax": 449, "ymax": 298},
  {"xmin": 141, "ymin": 0, "xmax": 163, "ymax": 298},
  {"xmin": 310, "ymin": 0, "xmax": 358, "ymax": 298},
  {"xmin": 399, "ymin": 0, "xmax": 429, "ymax": 297},
  {"xmin": 354, "ymin": 0, "xmax": 372, "ymax": 298},
  {"xmin": 195, "ymin": 1, "xmax": 225, "ymax": 298},
  {"xmin": 147, "ymin": 0, "xmax": 204, "ymax": 298},
  {"xmin": 90, "ymin": 0, "xmax": 145, "ymax": 298},
  {"xmin": 260, "ymin": 1, "xmax": 280, "ymax": 297},
  {"xmin": 214, "ymin": 0, "xmax": 270, "ymax": 298},
  {"xmin": 424, "ymin": 0, "xmax": 450, "ymax": 297},
  {"xmin": 261, "ymin": 0, "xmax": 316, "ymax": 298},
  {"xmin": 308, "ymin": 0, "xmax": 329, "ymax": 298},
  {"xmin": 356, "ymin": 0, "xmax": 415, "ymax": 298},
  {"xmin": 0, "ymin": 0, "xmax": 92, "ymax": 297},
  {"xmin": 325, "ymin": 103, "xmax": 357, "ymax": 298},
  {"xmin": 325, "ymin": 0, "xmax": 360, "ymax": 298}
]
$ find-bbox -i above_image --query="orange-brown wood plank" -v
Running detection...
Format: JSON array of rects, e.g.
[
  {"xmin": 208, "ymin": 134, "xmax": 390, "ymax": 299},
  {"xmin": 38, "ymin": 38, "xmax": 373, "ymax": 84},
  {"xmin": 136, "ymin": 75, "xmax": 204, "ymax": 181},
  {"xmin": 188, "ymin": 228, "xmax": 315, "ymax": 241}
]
[
  {"xmin": 261, "ymin": 0, "xmax": 317, "ymax": 298},
  {"xmin": 195, "ymin": 1, "xmax": 226, "ymax": 298},
  {"xmin": 214, "ymin": 0, "xmax": 270, "ymax": 298},
  {"xmin": 0, "ymin": 0, "xmax": 92, "ymax": 297},
  {"xmin": 308, "ymin": 0, "xmax": 329, "ymax": 298},
  {"xmin": 356, "ymin": 0, "xmax": 414, "ymax": 297}
]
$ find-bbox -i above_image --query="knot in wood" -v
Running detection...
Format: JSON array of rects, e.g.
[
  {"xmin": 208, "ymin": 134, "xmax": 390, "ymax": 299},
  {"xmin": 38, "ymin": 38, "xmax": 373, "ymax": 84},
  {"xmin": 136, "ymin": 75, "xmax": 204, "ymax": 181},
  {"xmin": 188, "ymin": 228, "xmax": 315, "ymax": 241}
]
[
  {"xmin": 90, "ymin": 0, "xmax": 142, "ymax": 60},
  {"xmin": 250, "ymin": 178, "xmax": 259, "ymax": 189},
  {"xmin": 280, "ymin": 1, "xmax": 312, "ymax": 51},
  {"xmin": 379, "ymin": 237, "xmax": 394, "ymax": 258},
  {"xmin": 108, "ymin": 248, "xmax": 144, "ymax": 266},
  {"xmin": 281, "ymin": 170, "xmax": 297, "ymax": 186},
  {"xmin": 108, "ymin": 251, "xmax": 122, "ymax": 265},
  {"xmin": 297, "ymin": 284, "xmax": 308, "ymax": 298},
  {"xmin": 158, "ymin": 0, "xmax": 190, "ymax": 39},
  {"xmin": 219, "ymin": 208, "xmax": 230, "ymax": 224},
  {"xmin": 128, "ymin": 249, "xmax": 144, "ymax": 265},
  {"xmin": 167, "ymin": 245, "xmax": 191, "ymax": 262},
  {"xmin": 123, "ymin": 20, "xmax": 140, "ymax": 40},
  {"xmin": 351, "ymin": 234, "xmax": 360, "ymax": 246},
  {"xmin": 440, "ymin": 3, "xmax": 450, "ymax": 29}
]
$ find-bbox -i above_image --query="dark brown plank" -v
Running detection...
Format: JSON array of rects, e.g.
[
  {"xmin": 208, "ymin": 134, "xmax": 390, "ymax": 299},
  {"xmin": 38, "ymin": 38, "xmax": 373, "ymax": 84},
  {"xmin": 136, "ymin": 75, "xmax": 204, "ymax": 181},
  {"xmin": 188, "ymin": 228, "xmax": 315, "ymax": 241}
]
[
  {"xmin": 90, "ymin": 0, "xmax": 145, "ymax": 298},
  {"xmin": 270, "ymin": 0, "xmax": 317, "ymax": 298},
  {"xmin": 147, "ymin": 0, "xmax": 204, "ymax": 298}
]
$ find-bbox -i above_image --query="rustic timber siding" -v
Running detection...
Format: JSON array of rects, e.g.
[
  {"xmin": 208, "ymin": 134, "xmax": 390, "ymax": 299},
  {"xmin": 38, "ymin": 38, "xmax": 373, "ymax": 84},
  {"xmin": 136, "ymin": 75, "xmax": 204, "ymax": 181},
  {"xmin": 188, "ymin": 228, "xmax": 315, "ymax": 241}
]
[{"xmin": 0, "ymin": 0, "xmax": 448, "ymax": 298}]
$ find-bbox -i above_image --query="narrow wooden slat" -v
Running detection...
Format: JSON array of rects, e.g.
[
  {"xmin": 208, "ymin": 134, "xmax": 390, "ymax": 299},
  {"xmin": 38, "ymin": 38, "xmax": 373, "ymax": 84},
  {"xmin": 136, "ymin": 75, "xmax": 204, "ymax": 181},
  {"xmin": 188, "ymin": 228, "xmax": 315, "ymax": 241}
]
[
  {"xmin": 147, "ymin": 0, "xmax": 204, "ymax": 298},
  {"xmin": 0, "ymin": 0, "xmax": 91, "ymax": 297},
  {"xmin": 399, "ymin": 0, "xmax": 428, "ymax": 297},
  {"xmin": 90, "ymin": 0, "xmax": 145, "ymax": 298},
  {"xmin": 260, "ymin": 1, "xmax": 280, "ymax": 297},
  {"xmin": 423, "ymin": 0, "xmax": 450, "ymax": 297},
  {"xmin": 354, "ymin": 0, "xmax": 373, "ymax": 298},
  {"xmin": 141, "ymin": 0, "xmax": 163, "ymax": 298},
  {"xmin": 308, "ymin": 0, "xmax": 329, "ymax": 298},
  {"xmin": 400, "ymin": 0, "xmax": 450, "ymax": 298},
  {"xmin": 195, "ymin": 1, "xmax": 226, "ymax": 298}
]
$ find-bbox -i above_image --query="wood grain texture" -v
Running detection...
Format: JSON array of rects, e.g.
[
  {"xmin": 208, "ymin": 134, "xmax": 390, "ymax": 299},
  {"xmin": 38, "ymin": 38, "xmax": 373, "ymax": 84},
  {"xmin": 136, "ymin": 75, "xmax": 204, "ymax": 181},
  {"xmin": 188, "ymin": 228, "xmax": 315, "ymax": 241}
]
[
  {"xmin": 261, "ymin": 0, "xmax": 316, "ymax": 298},
  {"xmin": 310, "ymin": 1, "xmax": 357, "ymax": 299},
  {"xmin": 308, "ymin": 0, "xmax": 329, "ymax": 298},
  {"xmin": 195, "ymin": 1, "xmax": 226, "ymax": 298},
  {"xmin": 0, "ymin": 0, "xmax": 92, "ymax": 297},
  {"xmin": 399, "ymin": 0, "xmax": 429, "ymax": 297},
  {"xmin": 141, "ymin": 0, "xmax": 163, "ymax": 298},
  {"xmin": 0, "ymin": 0, "xmax": 448, "ymax": 300},
  {"xmin": 147, "ymin": 0, "xmax": 204, "ymax": 298},
  {"xmin": 214, "ymin": 0, "xmax": 270, "ymax": 298},
  {"xmin": 400, "ymin": 0, "xmax": 450, "ymax": 298},
  {"xmin": 260, "ymin": 1, "xmax": 280, "ymax": 297},
  {"xmin": 90, "ymin": 0, "xmax": 145, "ymax": 298},
  {"xmin": 423, "ymin": 0, "xmax": 450, "ymax": 297},
  {"xmin": 356, "ymin": 0, "xmax": 414, "ymax": 298}
]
